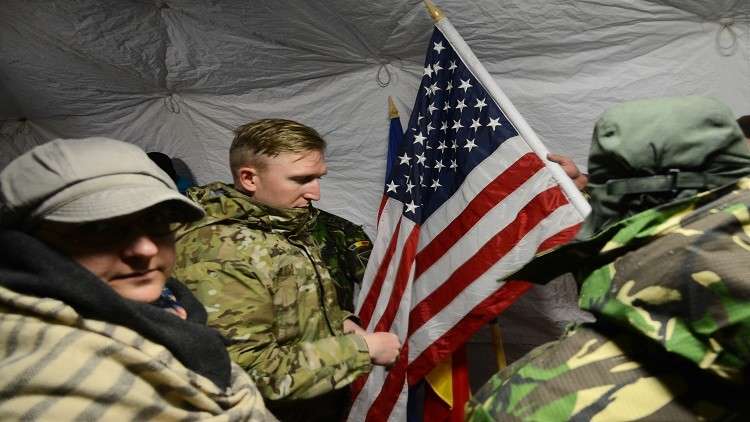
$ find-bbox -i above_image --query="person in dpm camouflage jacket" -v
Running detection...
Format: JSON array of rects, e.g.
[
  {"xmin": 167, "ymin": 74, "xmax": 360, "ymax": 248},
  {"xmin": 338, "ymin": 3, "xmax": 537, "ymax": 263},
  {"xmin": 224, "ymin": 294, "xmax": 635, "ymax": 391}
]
[
  {"xmin": 467, "ymin": 96, "xmax": 750, "ymax": 421},
  {"xmin": 173, "ymin": 119, "xmax": 400, "ymax": 422}
]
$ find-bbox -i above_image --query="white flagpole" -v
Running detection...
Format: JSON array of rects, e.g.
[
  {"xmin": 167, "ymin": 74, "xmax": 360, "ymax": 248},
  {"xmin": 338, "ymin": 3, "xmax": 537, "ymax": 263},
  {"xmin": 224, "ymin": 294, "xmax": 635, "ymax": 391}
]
[{"xmin": 424, "ymin": 1, "xmax": 591, "ymax": 219}]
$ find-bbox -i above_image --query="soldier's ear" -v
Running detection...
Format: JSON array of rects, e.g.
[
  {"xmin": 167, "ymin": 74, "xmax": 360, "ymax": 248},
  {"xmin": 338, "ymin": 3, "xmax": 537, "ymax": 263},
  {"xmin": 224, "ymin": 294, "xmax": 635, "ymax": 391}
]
[{"xmin": 236, "ymin": 166, "xmax": 259, "ymax": 194}]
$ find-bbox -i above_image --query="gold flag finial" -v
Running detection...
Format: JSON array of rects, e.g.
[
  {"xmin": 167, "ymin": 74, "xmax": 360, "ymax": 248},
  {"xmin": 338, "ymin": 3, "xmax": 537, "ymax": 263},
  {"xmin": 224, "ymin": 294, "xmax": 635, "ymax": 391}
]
[
  {"xmin": 423, "ymin": 0, "xmax": 445, "ymax": 22},
  {"xmin": 388, "ymin": 96, "xmax": 399, "ymax": 119}
]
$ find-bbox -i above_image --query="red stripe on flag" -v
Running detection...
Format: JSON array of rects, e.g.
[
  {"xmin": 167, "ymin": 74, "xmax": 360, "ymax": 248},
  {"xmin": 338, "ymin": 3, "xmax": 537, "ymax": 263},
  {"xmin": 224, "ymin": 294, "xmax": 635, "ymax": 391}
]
[
  {"xmin": 350, "ymin": 224, "xmax": 419, "ymax": 405},
  {"xmin": 365, "ymin": 346, "xmax": 410, "ymax": 422},
  {"xmin": 373, "ymin": 226, "xmax": 421, "ymax": 332},
  {"xmin": 406, "ymin": 222, "xmax": 581, "ymax": 384},
  {"xmin": 376, "ymin": 194, "xmax": 389, "ymax": 227},
  {"xmin": 415, "ymin": 152, "xmax": 544, "ymax": 279},
  {"xmin": 408, "ymin": 186, "xmax": 570, "ymax": 335},
  {"xmin": 358, "ymin": 216, "xmax": 404, "ymax": 328},
  {"xmin": 408, "ymin": 281, "xmax": 531, "ymax": 384}
]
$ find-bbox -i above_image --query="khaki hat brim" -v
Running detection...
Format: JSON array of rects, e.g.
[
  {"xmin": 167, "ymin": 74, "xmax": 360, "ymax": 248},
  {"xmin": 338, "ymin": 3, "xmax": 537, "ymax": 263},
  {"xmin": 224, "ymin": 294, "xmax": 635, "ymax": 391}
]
[{"xmin": 31, "ymin": 173, "xmax": 204, "ymax": 223}]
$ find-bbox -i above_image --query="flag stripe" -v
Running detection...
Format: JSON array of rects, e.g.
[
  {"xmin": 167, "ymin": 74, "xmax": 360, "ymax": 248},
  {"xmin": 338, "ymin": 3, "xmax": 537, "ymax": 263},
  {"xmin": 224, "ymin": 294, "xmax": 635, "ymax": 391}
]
[
  {"xmin": 377, "ymin": 194, "xmax": 390, "ymax": 226},
  {"xmin": 414, "ymin": 152, "xmax": 544, "ymax": 280},
  {"xmin": 365, "ymin": 347, "xmax": 409, "ymax": 422},
  {"xmin": 358, "ymin": 215, "xmax": 404, "ymax": 327},
  {"xmin": 407, "ymin": 222, "xmax": 580, "ymax": 383},
  {"xmin": 407, "ymin": 203, "xmax": 580, "ymax": 362},
  {"xmin": 373, "ymin": 226, "xmax": 421, "ymax": 333},
  {"xmin": 412, "ymin": 168, "xmax": 560, "ymax": 306},
  {"xmin": 361, "ymin": 215, "xmax": 418, "ymax": 333},
  {"xmin": 408, "ymin": 186, "xmax": 569, "ymax": 334},
  {"xmin": 407, "ymin": 282, "xmax": 530, "ymax": 383}
]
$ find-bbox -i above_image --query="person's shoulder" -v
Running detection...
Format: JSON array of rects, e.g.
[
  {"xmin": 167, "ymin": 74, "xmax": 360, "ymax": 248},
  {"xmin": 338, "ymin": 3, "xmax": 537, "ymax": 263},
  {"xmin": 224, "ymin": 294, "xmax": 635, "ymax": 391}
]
[
  {"xmin": 316, "ymin": 209, "xmax": 368, "ymax": 237},
  {"xmin": 177, "ymin": 220, "xmax": 270, "ymax": 260}
]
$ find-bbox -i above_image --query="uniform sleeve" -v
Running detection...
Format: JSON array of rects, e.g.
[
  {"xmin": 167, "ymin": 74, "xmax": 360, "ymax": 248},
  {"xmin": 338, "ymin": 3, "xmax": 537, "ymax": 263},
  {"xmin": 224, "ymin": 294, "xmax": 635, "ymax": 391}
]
[{"xmin": 174, "ymin": 231, "xmax": 373, "ymax": 401}]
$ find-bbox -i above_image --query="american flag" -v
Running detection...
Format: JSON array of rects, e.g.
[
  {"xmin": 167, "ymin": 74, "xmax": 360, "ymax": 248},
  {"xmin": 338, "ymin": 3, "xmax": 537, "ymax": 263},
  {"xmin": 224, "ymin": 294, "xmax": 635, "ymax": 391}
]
[{"xmin": 348, "ymin": 17, "xmax": 589, "ymax": 422}]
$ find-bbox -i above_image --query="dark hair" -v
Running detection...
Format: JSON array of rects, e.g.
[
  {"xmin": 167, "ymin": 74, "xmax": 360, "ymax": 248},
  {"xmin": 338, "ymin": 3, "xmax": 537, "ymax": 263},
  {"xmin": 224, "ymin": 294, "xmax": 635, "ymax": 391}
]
[
  {"xmin": 147, "ymin": 152, "xmax": 179, "ymax": 183},
  {"xmin": 737, "ymin": 115, "xmax": 750, "ymax": 138}
]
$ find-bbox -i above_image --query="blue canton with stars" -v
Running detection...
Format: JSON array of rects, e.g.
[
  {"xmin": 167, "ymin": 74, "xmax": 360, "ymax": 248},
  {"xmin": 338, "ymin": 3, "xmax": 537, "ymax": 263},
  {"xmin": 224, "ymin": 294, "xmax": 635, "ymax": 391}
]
[{"xmin": 386, "ymin": 29, "xmax": 519, "ymax": 224}]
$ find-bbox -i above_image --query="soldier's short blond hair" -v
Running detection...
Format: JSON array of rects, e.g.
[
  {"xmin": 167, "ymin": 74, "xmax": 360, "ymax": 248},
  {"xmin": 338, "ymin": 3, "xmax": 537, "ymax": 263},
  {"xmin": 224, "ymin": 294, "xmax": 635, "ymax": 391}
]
[{"xmin": 229, "ymin": 119, "xmax": 326, "ymax": 173}]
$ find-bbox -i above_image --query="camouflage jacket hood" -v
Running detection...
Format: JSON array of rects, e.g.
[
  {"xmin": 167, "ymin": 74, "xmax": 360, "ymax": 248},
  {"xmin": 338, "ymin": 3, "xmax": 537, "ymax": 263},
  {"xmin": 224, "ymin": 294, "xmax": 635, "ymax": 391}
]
[
  {"xmin": 515, "ymin": 179, "xmax": 750, "ymax": 382},
  {"xmin": 181, "ymin": 182, "xmax": 319, "ymax": 239}
]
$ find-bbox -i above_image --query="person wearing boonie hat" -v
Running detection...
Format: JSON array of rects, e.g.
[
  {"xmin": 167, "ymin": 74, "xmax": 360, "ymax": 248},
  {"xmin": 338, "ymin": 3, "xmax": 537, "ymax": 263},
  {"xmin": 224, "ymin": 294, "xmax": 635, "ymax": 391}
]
[
  {"xmin": 467, "ymin": 96, "xmax": 750, "ymax": 421},
  {"xmin": 0, "ymin": 137, "xmax": 276, "ymax": 421}
]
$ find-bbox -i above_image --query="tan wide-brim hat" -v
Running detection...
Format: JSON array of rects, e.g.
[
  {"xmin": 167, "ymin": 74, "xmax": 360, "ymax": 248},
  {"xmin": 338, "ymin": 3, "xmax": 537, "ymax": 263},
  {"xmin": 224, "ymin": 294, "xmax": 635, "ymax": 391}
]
[{"xmin": 0, "ymin": 137, "xmax": 205, "ymax": 226}]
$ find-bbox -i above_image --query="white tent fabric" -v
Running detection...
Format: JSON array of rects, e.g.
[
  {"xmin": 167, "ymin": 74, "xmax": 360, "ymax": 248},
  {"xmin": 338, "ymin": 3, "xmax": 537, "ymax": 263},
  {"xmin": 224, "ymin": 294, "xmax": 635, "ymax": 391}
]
[{"xmin": 2, "ymin": 0, "xmax": 749, "ymax": 371}]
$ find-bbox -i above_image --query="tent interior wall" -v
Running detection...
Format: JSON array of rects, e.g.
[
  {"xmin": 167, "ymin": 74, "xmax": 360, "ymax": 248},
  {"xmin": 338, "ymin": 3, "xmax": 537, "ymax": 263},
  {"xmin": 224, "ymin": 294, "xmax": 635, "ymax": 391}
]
[{"xmin": 2, "ymin": 0, "xmax": 749, "ymax": 390}]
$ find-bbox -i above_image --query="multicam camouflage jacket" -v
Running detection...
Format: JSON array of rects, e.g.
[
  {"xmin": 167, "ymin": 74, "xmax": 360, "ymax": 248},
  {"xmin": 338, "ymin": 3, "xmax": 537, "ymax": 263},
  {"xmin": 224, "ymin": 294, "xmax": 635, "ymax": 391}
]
[
  {"xmin": 173, "ymin": 182, "xmax": 372, "ymax": 419},
  {"xmin": 467, "ymin": 179, "xmax": 750, "ymax": 421}
]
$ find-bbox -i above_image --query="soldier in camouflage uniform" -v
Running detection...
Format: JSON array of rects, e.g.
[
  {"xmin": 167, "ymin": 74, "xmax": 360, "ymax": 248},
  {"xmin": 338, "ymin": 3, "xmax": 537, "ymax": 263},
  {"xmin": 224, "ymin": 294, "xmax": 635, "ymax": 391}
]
[
  {"xmin": 467, "ymin": 96, "xmax": 750, "ymax": 421},
  {"xmin": 173, "ymin": 119, "xmax": 399, "ymax": 422}
]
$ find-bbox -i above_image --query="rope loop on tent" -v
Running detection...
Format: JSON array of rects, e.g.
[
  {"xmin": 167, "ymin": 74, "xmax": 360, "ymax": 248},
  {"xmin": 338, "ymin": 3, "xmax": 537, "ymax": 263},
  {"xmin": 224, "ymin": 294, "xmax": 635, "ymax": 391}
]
[
  {"xmin": 716, "ymin": 17, "xmax": 738, "ymax": 56},
  {"xmin": 377, "ymin": 63, "xmax": 392, "ymax": 88},
  {"xmin": 164, "ymin": 93, "xmax": 182, "ymax": 114}
]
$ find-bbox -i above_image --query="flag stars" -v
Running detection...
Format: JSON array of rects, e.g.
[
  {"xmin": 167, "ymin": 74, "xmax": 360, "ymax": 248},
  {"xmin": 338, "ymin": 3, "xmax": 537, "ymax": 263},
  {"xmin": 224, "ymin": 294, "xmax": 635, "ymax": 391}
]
[
  {"xmin": 413, "ymin": 131, "xmax": 426, "ymax": 145},
  {"xmin": 458, "ymin": 79, "xmax": 473, "ymax": 93},
  {"xmin": 440, "ymin": 121, "xmax": 448, "ymax": 133},
  {"xmin": 433, "ymin": 61, "xmax": 443, "ymax": 74},
  {"xmin": 428, "ymin": 102, "xmax": 438, "ymax": 114},
  {"xmin": 451, "ymin": 140, "xmax": 458, "ymax": 150},
  {"xmin": 448, "ymin": 60, "xmax": 457, "ymax": 72},
  {"xmin": 456, "ymin": 99, "xmax": 467, "ymax": 112},
  {"xmin": 398, "ymin": 152, "xmax": 411, "ymax": 165},
  {"xmin": 464, "ymin": 139, "xmax": 478, "ymax": 152},
  {"xmin": 429, "ymin": 82, "xmax": 441, "ymax": 96},
  {"xmin": 446, "ymin": 81, "xmax": 453, "ymax": 93},
  {"xmin": 470, "ymin": 117, "xmax": 482, "ymax": 132},
  {"xmin": 450, "ymin": 159, "xmax": 458, "ymax": 170},
  {"xmin": 474, "ymin": 98, "xmax": 487, "ymax": 113},
  {"xmin": 405, "ymin": 200, "xmax": 420, "ymax": 214},
  {"xmin": 426, "ymin": 122, "xmax": 435, "ymax": 133},
  {"xmin": 437, "ymin": 140, "xmax": 447, "ymax": 151},
  {"xmin": 423, "ymin": 65, "xmax": 433, "ymax": 78},
  {"xmin": 405, "ymin": 179, "xmax": 415, "ymax": 193},
  {"xmin": 433, "ymin": 41, "xmax": 445, "ymax": 54},
  {"xmin": 431, "ymin": 178, "xmax": 443, "ymax": 191},
  {"xmin": 386, "ymin": 180, "xmax": 398, "ymax": 193},
  {"xmin": 434, "ymin": 159, "xmax": 445, "ymax": 172},
  {"xmin": 442, "ymin": 102, "xmax": 451, "ymax": 112},
  {"xmin": 417, "ymin": 113, "xmax": 424, "ymax": 123},
  {"xmin": 487, "ymin": 117, "xmax": 502, "ymax": 131},
  {"xmin": 451, "ymin": 119, "xmax": 464, "ymax": 131},
  {"xmin": 416, "ymin": 152, "xmax": 427, "ymax": 165}
]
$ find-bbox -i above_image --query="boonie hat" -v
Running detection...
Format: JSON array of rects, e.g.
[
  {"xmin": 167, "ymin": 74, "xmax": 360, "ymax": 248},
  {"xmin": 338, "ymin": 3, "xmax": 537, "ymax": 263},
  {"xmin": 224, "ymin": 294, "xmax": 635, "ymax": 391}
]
[{"xmin": 0, "ymin": 137, "xmax": 205, "ymax": 227}]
